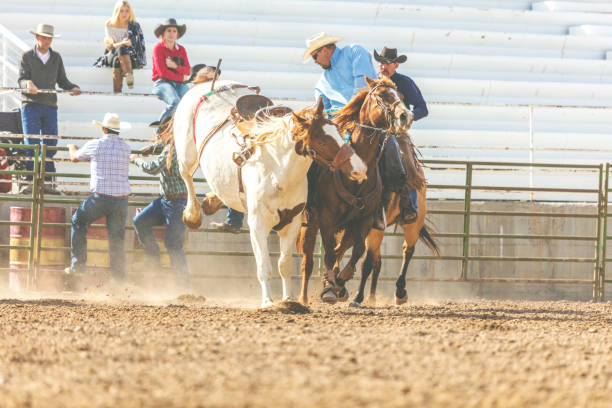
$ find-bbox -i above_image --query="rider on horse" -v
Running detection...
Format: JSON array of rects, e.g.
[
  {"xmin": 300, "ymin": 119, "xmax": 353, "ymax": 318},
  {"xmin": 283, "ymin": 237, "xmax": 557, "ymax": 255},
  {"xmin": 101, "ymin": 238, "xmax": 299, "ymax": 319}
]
[
  {"xmin": 374, "ymin": 46, "xmax": 428, "ymax": 225},
  {"xmin": 303, "ymin": 32, "xmax": 413, "ymax": 227}
]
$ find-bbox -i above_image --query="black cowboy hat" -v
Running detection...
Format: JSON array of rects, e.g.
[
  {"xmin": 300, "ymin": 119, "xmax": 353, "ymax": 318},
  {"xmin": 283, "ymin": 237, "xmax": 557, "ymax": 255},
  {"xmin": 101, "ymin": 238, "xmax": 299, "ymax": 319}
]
[
  {"xmin": 373, "ymin": 47, "xmax": 407, "ymax": 64},
  {"xmin": 154, "ymin": 18, "xmax": 186, "ymax": 39}
]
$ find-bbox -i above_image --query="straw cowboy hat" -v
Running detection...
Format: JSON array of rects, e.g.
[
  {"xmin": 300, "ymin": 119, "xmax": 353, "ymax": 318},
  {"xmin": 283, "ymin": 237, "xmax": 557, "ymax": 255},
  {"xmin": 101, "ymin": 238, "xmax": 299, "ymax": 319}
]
[
  {"xmin": 92, "ymin": 113, "xmax": 131, "ymax": 132},
  {"xmin": 302, "ymin": 32, "xmax": 343, "ymax": 63},
  {"xmin": 28, "ymin": 23, "xmax": 61, "ymax": 38},
  {"xmin": 154, "ymin": 18, "xmax": 187, "ymax": 39},
  {"xmin": 373, "ymin": 47, "xmax": 407, "ymax": 64}
]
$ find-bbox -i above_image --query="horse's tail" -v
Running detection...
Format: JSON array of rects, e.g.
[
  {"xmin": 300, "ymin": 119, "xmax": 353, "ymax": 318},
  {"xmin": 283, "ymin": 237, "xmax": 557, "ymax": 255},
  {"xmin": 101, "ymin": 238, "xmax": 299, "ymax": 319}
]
[{"xmin": 419, "ymin": 223, "xmax": 440, "ymax": 257}]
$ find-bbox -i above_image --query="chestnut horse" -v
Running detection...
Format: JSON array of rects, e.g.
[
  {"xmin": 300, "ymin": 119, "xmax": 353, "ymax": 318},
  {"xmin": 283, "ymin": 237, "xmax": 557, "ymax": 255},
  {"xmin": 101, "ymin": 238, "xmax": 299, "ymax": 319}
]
[
  {"xmin": 297, "ymin": 76, "xmax": 414, "ymax": 305},
  {"xmin": 351, "ymin": 140, "xmax": 440, "ymax": 306},
  {"xmin": 173, "ymin": 80, "xmax": 366, "ymax": 307}
]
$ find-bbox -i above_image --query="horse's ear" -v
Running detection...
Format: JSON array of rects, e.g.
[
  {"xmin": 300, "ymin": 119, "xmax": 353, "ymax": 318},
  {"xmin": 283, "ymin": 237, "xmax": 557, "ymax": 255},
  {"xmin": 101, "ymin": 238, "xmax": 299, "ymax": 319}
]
[
  {"xmin": 365, "ymin": 75, "xmax": 377, "ymax": 87},
  {"xmin": 292, "ymin": 112, "xmax": 308, "ymax": 126},
  {"xmin": 315, "ymin": 97, "xmax": 325, "ymax": 116}
]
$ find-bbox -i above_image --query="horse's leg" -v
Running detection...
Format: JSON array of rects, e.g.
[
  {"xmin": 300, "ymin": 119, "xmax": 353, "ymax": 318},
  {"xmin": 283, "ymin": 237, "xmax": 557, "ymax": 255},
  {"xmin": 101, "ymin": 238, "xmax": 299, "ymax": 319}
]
[
  {"xmin": 247, "ymin": 214, "xmax": 274, "ymax": 308},
  {"xmin": 277, "ymin": 216, "xmax": 302, "ymax": 301},
  {"xmin": 396, "ymin": 185, "xmax": 429, "ymax": 305},
  {"xmin": 298, "ymin": 217, "xmax": 318, "ymax": 306},
  {"xmin": 179, "ymin": 162, "xmax": 202, "ymax": 229},
  {"xmin": 319, "ymin": 221, "xmax": 340, "ymax": 303},
  {"xmin": 359, "ymin": 229, "xmax": 384, "ymax": 306}
]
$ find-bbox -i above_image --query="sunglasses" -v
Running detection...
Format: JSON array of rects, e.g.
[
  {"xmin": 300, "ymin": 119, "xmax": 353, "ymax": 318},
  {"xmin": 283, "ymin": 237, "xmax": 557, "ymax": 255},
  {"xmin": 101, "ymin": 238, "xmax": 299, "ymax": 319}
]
[{"xmin": 311, "ymin": 47, "xmax": 324, "ymax": 61}]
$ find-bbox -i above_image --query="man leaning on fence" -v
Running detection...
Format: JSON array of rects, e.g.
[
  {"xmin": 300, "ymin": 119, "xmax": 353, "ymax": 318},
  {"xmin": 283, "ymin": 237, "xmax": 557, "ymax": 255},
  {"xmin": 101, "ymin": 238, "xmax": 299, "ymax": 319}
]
[
  {"xmin": 130, "ymin": 119, "xmax": 190, "ymax": 290},
  {"xmin": 18, "ymin": 23, "xmax": 81, "ymax": 194},
  {"xmin": 64, "ymin": 113, "xmax": 131, "ymax": 283}
]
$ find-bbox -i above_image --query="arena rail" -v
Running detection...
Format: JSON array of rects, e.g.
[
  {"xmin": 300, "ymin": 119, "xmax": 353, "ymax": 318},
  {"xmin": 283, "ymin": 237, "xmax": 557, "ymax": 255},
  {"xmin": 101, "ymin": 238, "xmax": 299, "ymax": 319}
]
[{"xmin": 0, "ymin": 141, "xmax": 608, "ymax": 301}]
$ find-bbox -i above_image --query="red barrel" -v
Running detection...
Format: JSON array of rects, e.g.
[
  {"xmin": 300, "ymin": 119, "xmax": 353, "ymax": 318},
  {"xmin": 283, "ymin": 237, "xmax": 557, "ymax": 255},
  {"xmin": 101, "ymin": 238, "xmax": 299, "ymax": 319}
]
[{"xmin": 9, "ymin": 206, "xmax": 66, "ymax": 291}]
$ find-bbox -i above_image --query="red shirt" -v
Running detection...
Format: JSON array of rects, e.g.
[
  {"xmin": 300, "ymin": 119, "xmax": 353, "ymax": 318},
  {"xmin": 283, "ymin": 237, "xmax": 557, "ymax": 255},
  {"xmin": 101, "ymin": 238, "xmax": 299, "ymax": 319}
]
[{"xmin": 151, "ymin": 41, "xmax": 190, "ymax": 82}]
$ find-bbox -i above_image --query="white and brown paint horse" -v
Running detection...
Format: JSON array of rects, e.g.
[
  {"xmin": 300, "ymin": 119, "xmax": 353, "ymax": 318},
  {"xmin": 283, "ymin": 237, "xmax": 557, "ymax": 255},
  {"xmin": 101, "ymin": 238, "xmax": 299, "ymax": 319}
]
[{"xmin": 173, "ymin": 80, "xmax": 367, "ymax": 307}]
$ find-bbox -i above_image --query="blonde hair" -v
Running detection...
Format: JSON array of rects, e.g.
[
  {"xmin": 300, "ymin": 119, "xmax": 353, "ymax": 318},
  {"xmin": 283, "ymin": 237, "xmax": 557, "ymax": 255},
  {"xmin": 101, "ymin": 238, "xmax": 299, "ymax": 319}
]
[{"xmin": 107, "ymin": 1, "xmax": 136, "ymax": 26}]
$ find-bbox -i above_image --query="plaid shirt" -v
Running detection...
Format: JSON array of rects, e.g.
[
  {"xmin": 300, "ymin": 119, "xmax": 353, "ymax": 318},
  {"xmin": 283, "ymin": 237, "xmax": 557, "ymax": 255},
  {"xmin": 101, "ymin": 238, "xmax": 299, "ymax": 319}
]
[
  {"xmin": 75, "ymin": 134, "xmax": 131, "ymax": 196},
  {"xmin": 135, "ymin": 144, "xmax": 187, "ymax": 198}
]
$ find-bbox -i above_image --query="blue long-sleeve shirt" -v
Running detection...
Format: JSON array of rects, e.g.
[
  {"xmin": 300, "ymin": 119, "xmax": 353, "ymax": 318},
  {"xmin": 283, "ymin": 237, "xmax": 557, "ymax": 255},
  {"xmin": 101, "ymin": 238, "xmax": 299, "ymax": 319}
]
[
  {"xmin": 389, "ymin": 72, "xmax": 428, "ymax": 121},
  {"xmin": 314, "ymin": 44, "xmax": 377, "ymax": 111}
]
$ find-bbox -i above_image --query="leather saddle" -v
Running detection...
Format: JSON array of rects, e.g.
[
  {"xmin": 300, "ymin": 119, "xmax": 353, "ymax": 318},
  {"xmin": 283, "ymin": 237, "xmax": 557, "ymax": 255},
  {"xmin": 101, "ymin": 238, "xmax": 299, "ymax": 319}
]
[{"xmin": 230, "ymin": 95, "xmax": 293, "ymax": 135}]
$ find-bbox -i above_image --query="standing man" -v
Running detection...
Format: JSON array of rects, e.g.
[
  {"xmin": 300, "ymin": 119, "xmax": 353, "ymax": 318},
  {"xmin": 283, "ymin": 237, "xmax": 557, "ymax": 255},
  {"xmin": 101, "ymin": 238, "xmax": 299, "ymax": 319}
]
[
  {"xmin": 375, "ymin": 46, "xmax": 428, "ymax": 223},
  {"xmin": 130, "ymin": 123, "xmax": 190, "ymax": 288},
  {"xmin": 64, "ymin": 113, "xmax": 131, "ymax": 282},
  {"xmin": 303, "ymin": 32, "xmax": 410, "ymax": 224},
  {"xmin": 18, "ymin": 23, "xmax": 81, "ymax": 194}
]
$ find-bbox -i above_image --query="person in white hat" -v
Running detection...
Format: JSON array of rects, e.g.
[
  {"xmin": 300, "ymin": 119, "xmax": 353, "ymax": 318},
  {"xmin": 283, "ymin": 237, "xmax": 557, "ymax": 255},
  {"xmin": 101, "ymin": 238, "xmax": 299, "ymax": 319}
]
[
  {"xmin": 64, "ymin": 113, "xmax": 132, "ymax": 282},
  {"xmin": 303, "ymin": 32, "xmax": 376, "ymax": 112},
  {"xmin": 18, "ymin": 23, "xmax": 81, "ymax": 194}
]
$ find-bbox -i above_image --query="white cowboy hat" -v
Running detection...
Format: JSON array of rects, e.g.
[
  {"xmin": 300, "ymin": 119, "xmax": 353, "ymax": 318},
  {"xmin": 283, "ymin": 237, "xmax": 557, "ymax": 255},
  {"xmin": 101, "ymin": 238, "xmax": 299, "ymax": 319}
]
[
  {"xmin": 28, "ymin": 24, "xmax": 61, "ymax": 38},
  {"xmin": 92, "ymin": 113, "xmax": 131, "ymax": 132},
  {"xmin": 302, "ymin": 32, "xmax": 343, "ymax": 64}
]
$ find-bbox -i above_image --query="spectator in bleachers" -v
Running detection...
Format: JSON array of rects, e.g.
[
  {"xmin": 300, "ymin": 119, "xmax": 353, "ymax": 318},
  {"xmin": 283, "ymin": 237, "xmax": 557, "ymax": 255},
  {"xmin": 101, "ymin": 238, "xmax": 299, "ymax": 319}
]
[
  {"xmin": 18, "ymin": 23, "xmax": 81, "ymax": 194},
  {"xmin": 94, "ymin": 0, "xmax": 146, "ymax": 93},
  {"xmin": 130, "ymin": 120, "xmax": 190, "ymax": 289},
  {"xmin": 150, "ymin": 18, "xmax": 190, "ymax": 127},
  {"xmin": 375, "ymin": 46, "xmax": 428, "ymax": 224},
  {"xmin": 64, "ymin": 113, "xmax": 131, "ymax": 282}
]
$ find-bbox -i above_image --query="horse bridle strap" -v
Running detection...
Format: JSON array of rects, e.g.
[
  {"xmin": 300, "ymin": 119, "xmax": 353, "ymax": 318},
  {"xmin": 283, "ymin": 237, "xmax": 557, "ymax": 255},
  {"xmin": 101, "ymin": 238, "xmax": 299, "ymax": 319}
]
[{"xmin": 312, "ymin": 142, "xmax": 353, "ymax": 172}]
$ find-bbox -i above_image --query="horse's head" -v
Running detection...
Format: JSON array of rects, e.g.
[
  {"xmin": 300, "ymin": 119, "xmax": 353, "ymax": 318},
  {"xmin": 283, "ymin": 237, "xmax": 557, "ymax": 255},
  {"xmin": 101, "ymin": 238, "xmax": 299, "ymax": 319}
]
[
  {"xmin": 363, "ymin": 76, "xmax": 413, "ymax": 133},
  {"xmin": 292, "ymin": 98, "xmax": 367, "ymax": 183}
]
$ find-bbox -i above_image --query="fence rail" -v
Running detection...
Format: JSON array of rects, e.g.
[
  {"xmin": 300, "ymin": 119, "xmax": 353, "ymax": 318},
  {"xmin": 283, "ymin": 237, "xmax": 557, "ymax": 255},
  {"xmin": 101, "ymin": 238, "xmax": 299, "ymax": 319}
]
[{"xmin": 0, "ymin": 142, "xmax": 609, "ymax": 301}]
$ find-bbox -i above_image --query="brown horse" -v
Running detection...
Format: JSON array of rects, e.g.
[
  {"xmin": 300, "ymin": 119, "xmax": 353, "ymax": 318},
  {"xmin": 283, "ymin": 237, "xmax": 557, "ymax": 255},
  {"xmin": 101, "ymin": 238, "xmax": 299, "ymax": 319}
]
[
  {"xmin": 351, "ymin": 140, "xmax": 440, "ymax": 306},
  {"xmin": 297, "ymin": 76, "xmax": 414, "ymax": 305}
]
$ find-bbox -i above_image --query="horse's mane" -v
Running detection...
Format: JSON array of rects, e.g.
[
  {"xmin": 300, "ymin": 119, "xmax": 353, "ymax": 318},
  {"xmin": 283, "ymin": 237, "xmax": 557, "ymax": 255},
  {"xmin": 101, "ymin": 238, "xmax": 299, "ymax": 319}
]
[
  {"xmin": 249, "ymin": 114, "xmax": 293, "ymax": 149},
  {"xmin": 333, "ymin": 76, "xmax": 398, "ymax": 135},
  {"xmin": 333, "ymin": 89, "xmax": 368, "ymax": 135}
]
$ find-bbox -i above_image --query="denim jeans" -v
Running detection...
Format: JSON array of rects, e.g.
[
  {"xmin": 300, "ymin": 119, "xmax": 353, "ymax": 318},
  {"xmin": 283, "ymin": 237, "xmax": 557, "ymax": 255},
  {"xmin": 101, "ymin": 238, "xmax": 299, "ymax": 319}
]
[
  {"xmin": 133, "ymin": 197, "xmax": 188, "ymax": 282},
  {"xmin": 21, "ymin": 103, "xmax": 58, "ymax": 181},
  {"xmin": 408, "ymin": 189, "xmax": 418, "ymax": 212},
  {"xmin": 71, "ymin": 193, "xmax": 128, "ymax": 279},
  {"xmin": 152, "ymin": 79, "xmax": 189, "ymax": 124},
  {"xmin": 225, "ymin": 208, "xmax": 244, "ymax": 228}
]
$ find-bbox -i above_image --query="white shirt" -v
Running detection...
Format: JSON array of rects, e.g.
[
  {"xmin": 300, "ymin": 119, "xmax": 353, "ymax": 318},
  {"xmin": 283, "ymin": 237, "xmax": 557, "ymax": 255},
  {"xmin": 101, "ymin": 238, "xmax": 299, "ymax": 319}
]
[{"xmin": 36, "ymin": 46, "xmax": 50, "ymax": 64}]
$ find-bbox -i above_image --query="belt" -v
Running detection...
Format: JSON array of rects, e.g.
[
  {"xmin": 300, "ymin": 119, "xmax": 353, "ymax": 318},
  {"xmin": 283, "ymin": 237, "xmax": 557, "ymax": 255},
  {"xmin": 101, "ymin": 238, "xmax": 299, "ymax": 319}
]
[
  {"xmin": 163, "ymin": 194, "xmax": 187, "ymax": 201},
  {"xmin": 95, "ymin": 193, "xmax": 129, "ymax": 199}
]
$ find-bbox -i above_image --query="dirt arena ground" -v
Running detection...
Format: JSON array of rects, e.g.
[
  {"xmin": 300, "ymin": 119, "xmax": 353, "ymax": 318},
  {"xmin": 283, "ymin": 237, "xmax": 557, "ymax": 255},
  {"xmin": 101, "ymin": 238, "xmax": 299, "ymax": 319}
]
[{"xmin": 0, "ymin": 293, "xmax": 610, "ymax": 408}]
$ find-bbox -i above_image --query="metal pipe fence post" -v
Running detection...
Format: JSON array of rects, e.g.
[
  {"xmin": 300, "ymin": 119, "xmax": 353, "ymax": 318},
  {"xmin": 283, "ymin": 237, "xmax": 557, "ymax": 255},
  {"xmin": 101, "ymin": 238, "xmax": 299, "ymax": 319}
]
[
  {"xmin": 593, "ymin": 164, "xmax": 604, "ymax": 302},
  {"xmin": 27, "ymin": 145, "xmax": 40, "ymax": 289},
  {"xmin": 460, "ymin": 163, "xmax": 473, "ymax": 280},
  {"xmin": 33, "ymin": 144, "xmax": 46, "ymax": 289},
  {"xmin": 601, "ymin": 163, "xmax": 609, "ymax": 301},
  {"xmin": 529, "ymin": 106, "xmax": 535, "ymax": 202}
]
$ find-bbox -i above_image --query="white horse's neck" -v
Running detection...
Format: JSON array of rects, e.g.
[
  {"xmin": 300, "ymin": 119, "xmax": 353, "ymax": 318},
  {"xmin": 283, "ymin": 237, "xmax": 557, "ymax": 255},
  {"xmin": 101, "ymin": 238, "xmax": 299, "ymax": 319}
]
[{"xmin": 250, "ymin": 117, "xmax": 312, "ymax": 194}]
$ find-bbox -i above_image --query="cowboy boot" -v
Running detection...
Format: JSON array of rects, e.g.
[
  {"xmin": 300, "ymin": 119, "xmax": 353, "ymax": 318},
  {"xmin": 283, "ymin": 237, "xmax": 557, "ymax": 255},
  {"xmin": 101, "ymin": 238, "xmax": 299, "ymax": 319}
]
[
  {"xmin": 399, "ymin": 185, "xmax": 418, "ymax": 225},
  {"xmin": 201, "ymin": 192, "xmax": 224, "ymax": 215},
  {"xmin": 112, "ymin": 67, "xmax": 122, "ymax": 93},
  {"xmin": 118, "ymin": 54, "xmax": 134, "ymax": 89}
]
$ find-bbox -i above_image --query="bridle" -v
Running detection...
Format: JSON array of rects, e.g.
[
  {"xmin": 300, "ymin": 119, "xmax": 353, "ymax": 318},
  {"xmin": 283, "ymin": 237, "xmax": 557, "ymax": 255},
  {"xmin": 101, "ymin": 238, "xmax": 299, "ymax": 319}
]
[
  {"xmin": 355, "ymin": 83, "xmax": 404, "ymax": 135},
  {"xmin": 297, "ymin": 118, "xmax": 354, "ymax": 172}
]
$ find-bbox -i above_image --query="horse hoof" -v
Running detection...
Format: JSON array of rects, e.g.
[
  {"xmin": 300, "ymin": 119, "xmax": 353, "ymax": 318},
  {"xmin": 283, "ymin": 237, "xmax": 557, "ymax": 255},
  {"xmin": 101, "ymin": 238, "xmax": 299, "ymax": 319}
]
[
  {"xmin": 349, "ymin": 301, "xmax": 363, "ymax": 308},
  {"xmin": 337, "ymin": 287, "xmax": 349, "ymax": 302},
  {"xmin": 182, "ymin": 214, "xmax": 202, "ymax": 230},
  {"xmin": 395, "ymin": 293, "xmax": 408, "ymax": 305},
  {"xmin": 260, "ymin": 300, "xmax": 275, "ymax": 309},
  {"xmin": 201, "ymin": 193, "xmax": 224, "ymax": 216}
]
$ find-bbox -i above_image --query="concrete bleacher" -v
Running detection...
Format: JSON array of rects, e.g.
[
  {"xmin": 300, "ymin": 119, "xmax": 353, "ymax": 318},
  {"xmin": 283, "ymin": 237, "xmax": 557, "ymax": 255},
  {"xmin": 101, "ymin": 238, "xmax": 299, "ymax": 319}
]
[{"xmin": 1, "ymin": 0, "xmax": 612, "ymax": 198}]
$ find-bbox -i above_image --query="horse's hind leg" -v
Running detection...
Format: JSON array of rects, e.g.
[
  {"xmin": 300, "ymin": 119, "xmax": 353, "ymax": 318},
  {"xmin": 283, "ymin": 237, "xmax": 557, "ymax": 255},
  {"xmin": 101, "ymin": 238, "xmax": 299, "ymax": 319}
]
[
  {"xmin": 298, "ymin": 218, "xmax": 318, "ymax": 306},
  {"xmin": 353, "ymin": 228, "xmax": 384, "ymax": 305},
  {"xmin": 277, "ymin": 216, "xmax": 302, "ymax": 301},
  {"xmin": 179, "ymin": 162, "xmax": 202, "ymax": 229},
  {"xmin": 396, "ymin": 213, "xmax": 422, "ymax": 305}
]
